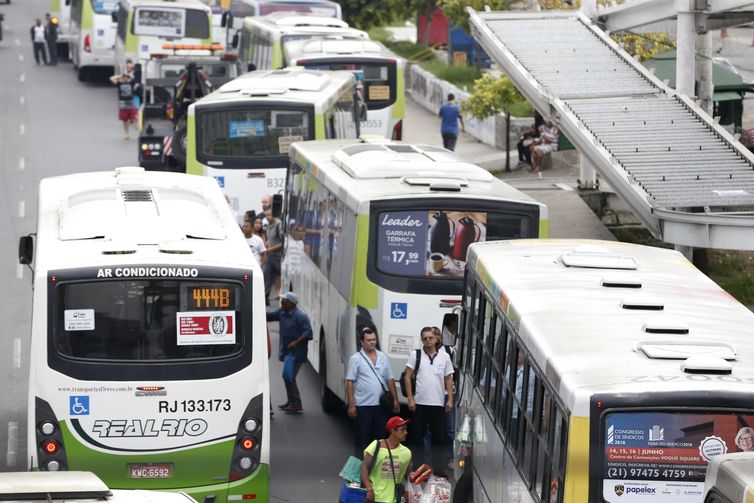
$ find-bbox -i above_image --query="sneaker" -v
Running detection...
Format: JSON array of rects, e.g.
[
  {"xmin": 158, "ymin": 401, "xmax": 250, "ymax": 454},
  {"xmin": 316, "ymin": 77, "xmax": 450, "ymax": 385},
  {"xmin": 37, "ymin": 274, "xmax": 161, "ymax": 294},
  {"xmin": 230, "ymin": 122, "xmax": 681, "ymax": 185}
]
[
  {"xmin": 278, "ymin": 403, "xmax": 291, "ymax": 410},
  {"xmin": 285, "ymin": 406, "xmax": 303, "ymax": 414}
]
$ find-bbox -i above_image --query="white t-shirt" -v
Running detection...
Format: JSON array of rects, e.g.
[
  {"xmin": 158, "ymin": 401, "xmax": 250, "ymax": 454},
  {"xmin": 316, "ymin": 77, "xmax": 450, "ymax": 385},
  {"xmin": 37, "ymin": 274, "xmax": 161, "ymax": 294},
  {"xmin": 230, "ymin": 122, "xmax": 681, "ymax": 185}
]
[
  {"xmin": 247, "ymin": 235, "xmax": 265, "ymax": 265},
  {"xmin": 406, "ymin": 348, "xmax": 453, "ymax": 406},
  {"xmin": 33, "ymin": 25, "xmax": 46, "ymax": 43}
]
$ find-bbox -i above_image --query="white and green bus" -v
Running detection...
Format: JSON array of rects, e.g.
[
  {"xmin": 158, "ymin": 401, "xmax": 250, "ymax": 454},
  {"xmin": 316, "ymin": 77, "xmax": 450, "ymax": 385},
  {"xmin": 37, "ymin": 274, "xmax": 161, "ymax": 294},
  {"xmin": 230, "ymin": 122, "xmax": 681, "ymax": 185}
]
[
  {"xmin": 69, "ymin": 0, "xmax": 119, "ymax": 81},
  {"xmin": 186, "ymin": 67, "xmax": 365, "ymax": 219},
  {"xmin": 236, "ymin": 12, "xmax": 367, "ymax": 71},
  {"xmin": 283, "ymin": 38, "xmax": 405, "ymax": 139},
  {"xmin": 114, "ymin": 0, "xmax": 213, "ymax": 73},
  {"xmin": 19, "ymin": 167, "xmax": 269, "ymax": 503},
  {"xmin": 454, "ymin": 239, "xmax": 754, "ymax": 503},
  {"xmin": 280, "ymin": 139, "xmax": 548, "ymax": 412}
]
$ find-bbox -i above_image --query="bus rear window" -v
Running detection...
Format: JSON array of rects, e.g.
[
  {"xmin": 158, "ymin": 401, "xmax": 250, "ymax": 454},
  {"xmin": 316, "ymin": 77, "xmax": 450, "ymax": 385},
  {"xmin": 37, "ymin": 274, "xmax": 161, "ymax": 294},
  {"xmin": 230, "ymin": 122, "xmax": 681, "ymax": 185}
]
[
  {"xmin": 602, "ymin": 410, "xmax": 754, "ymax": 503},
  {"xmin": 301, "ymin": 61, "xmax": 395, "ymax": 109},
  {"xmin": 198, "ymin": 108, "xmax": 312, "ymax": 160},
  {"xmin": 375, "ymin": 209, "xmax": 532, "ymax": 279},
  {"xmin": 91, "ymin": 0, "xmax": 118, "ymax": 15},
  {"xmin": 133, "ymin": 8, "xmax": 209, "ymax": 39},
  {"xmin": 53, "ymin": 280, "xmax": 244, "ymax": 361},
  {"xmin": 260, "ymin": 3, "xmax": 338, "ymax": 17}
]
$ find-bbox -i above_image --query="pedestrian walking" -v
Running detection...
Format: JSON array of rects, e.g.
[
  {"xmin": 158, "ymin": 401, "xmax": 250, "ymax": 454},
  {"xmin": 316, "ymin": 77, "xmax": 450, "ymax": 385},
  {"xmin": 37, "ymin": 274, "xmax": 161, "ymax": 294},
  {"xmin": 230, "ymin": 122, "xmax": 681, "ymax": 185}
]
[
  {"xmin": 346, "ymin": 327, "xmax": 400, "ymax": 456},
  {"xmin": 361, "ymin": 416, "xmax": 413, "ymax": 503},
  {"xmin": 266, "ymin": 292, "xmax": 312, "ymax": 414},
  {"xmin": 404, "ymin": 327, "xmax": 454, "ymax": 477},
  {"xmin": 109, "ymin": 60, "xmax": 137, "ymax": 139},
  {"xmin": 438, "ymin": 93, "xmax": 464, "ymax": 151},
  {"xmin": 45, "ymin": 13, "xmax": 58, "ymax": 65},
  {"xmin": 31, "ymin": 19, "xmax": 48, "ymax": 65}
]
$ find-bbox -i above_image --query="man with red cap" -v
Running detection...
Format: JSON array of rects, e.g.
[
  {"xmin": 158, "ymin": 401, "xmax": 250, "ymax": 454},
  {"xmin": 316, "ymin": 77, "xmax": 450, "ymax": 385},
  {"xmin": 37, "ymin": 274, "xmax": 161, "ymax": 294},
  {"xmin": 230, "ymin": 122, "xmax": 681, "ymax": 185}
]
[{"xmin": 361, "ymin": 416, "xmax": 413, "ymax": 503}]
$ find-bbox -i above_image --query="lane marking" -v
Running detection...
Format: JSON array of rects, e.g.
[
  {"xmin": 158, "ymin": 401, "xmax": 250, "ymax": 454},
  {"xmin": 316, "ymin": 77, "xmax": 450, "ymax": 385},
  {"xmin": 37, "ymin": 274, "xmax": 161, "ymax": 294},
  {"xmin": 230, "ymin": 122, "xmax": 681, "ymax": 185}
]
[
  {"xmin": 20, "ymin": 74, "xmax": 25, "ymax": 83},
  {"xmin": 14, "ymin": 39, "xmax": 20, "ymax": 46},
  {"xmin": 13, "ymin": 338, "xmax": 21, "ymax": 369},
  {"xmin": 19, "ymin": 96, "xmax": 25, "ymax": 106},
  {"xmin": 18, "ymin": 157, "xmax": 25, "ymax": 171},
  {"xmin": 16, "ymin": 263, "xmax": 24, "ymax": 280},
  {"xmin": 19, "ymin": 124, "xmax": 25, "ymax": 135},
  {"xmin": 6, "ymin": 421, "xmax": 18, "ymax": 468},
  {"xmin": 18, "ymin": 54, "xmax": 24, "ymax": 62},
  {"xmin": 18, "ymin": 200, "xmax": 26, "ymax": 218}
]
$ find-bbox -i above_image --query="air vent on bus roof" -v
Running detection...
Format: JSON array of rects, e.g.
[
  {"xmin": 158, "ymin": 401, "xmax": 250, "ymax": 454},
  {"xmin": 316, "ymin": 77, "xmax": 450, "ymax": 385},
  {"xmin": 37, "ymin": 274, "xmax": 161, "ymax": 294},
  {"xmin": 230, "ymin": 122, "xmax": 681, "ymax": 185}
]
[
  {"xmin": 341, "ymin": 144, "xmax": 386, "ymax": 156},
  {"xmin": 386, "ymin": 145, "xmax": 418, "ymax": 153},
  {"xmin": 429, "ymin": 182, "xmax": 462, "ymax": 192},
  {"xmin": 601, "ymin": 275, "xmax": 642, "ymax": 288},
  {"xmin": 642, "ymin": 320, "xmax": 689, "ymax": 334},
  {"xmin": 122, "ymin": 190, "xmax": 153, "ymax": 202},
  {"xmin": 561, "ymin": 252, "xmax": 638, "ymax": 270},
  {"xmin": 681, "ymin": 356, "xmax": 733, "ymax": 374},
  {"xmin": 636, "ymin": 340, "xmax": 737, "ymax": 361},
  {"xmin": 620, "ymin": 297, "xmax": 664, "ymax": 310},
  {"xmin": 402, "ymin": 177, "xmax": 469, "ymax": 187}
]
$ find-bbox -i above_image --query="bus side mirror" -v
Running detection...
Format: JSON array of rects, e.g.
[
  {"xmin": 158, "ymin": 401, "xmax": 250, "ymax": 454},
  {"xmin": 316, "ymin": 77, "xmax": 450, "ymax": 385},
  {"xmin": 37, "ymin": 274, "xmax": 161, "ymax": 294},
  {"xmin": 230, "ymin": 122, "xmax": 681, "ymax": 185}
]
[
  {"xmin": 111, "ymin": 11, "xmax": 118, "ymax": 22},
  {"xmin": 18, "ymin": 235, "xmax": 34, "ymax": 265},
  {"xmin": 232, "ymin": 33, "xmax": 240, "ymax": 49},
  {"xmin": 272, "ymin": 194, "xmax": 283, "ymax": 218},
  {"xmin": 221, "ymin": 11, "xmax": 233, "ymax": 28}
]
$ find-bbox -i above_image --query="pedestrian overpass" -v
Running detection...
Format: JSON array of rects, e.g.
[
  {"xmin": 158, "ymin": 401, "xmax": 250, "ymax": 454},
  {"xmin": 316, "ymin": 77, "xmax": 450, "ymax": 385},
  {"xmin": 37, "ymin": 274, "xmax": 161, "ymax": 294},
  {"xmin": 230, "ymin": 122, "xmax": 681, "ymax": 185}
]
[{"xmin": 469, "ymin": 9, "xmax": 754, "ymax": 250}]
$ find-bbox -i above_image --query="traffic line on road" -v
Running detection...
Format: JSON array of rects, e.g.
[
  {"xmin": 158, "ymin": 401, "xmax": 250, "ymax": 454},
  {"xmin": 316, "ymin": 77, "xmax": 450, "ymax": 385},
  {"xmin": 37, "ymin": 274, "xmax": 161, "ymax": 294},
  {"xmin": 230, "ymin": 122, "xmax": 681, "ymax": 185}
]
[
  {"xmin": 6, "ymin": 421, "xmax": 18, "ymax": 468},
  {"xmin": 18, "ymin": 54, "xmax": 24, "ymax": 62},
  {"xmin": 19, "ymin": 96, "xmax": 25, "ymax": 106},
  {"xmin": 18, "ymin": 200, "xmax": 25, "ymax": 218},
  {"xmin": 14, "ymin": 39, "xmax": 20, "ymax": 46},
  {"xmin": 18, "ymin": 157, "xmax": 25, "ymax": 171},
  {"xmin": 20, "ymin": 73, "xmax": 25, "ymax": 83},
  {"xmin": 19, "ymin": 124, "xmax": 25, "ymax": 135},
  {"xmin": 13, "ymin": 338, "xmax": 21, "ymax": 369},
  {"xmin": 16, "ymin": 263, "xmax": 24, "ymax": 280}
]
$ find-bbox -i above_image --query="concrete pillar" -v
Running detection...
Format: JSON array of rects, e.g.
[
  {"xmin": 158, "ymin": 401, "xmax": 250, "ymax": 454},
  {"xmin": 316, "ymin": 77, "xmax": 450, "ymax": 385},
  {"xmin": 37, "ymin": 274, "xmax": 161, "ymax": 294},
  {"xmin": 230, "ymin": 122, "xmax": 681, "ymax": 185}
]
[
  {"xmin": 696, "ymin": 30, "xmax": 713, "ymax": 115},
  {"xmin": 676, "ymin": 0, "xmax": 696, "ymax": 97},
  {"xmin": 578, "ymin": 0, "xmax": 599, "ymax": 189}
]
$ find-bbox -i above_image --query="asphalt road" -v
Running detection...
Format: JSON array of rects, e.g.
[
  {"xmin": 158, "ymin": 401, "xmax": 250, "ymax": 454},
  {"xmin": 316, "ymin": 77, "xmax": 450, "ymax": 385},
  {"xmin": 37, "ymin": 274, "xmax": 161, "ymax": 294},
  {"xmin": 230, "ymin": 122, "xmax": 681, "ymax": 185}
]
[{"xmin": 0, "ymin": 1, "xmax": 355, "ymax": 499}]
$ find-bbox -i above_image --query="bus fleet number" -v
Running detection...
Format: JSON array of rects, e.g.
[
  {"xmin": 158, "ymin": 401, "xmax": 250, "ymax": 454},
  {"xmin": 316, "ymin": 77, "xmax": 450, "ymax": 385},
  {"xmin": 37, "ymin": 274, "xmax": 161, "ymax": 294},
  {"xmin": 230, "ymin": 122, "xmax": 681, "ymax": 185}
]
[
  {"xmin": 158, "ymin": 399, "xmax": 231, "ymax": 413},
  {"xmin": 267, "ymin": 177, "xmax": 285, "ymax": 189}
]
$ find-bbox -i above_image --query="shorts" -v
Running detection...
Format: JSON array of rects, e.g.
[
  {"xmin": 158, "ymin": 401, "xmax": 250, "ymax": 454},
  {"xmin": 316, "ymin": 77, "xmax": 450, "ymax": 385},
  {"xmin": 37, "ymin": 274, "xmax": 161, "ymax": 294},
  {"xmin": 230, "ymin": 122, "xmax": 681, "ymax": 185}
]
[
  {"xmin": 119, "ymin": 107, "xmax": 137, "ymax": 122},
  {"xmin": 534, "ymin": 144, "xmax": 557, "ymax": 155}
]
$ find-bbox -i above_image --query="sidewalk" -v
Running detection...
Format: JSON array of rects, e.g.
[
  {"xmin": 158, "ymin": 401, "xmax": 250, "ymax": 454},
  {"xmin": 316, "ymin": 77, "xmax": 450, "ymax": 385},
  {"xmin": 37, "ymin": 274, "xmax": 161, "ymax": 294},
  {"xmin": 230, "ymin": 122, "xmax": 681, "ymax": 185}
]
[{"xmin": 402, "ymin": 95, "xmax": 615, "ymax": 241}]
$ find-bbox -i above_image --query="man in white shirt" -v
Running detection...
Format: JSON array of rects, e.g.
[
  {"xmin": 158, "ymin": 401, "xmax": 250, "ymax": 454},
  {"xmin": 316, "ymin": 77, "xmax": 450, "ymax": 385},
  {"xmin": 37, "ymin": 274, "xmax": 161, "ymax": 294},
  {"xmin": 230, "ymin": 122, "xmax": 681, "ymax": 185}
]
[
  {"xmin": 404, "ymin": 326, "xmax": 454, "ymax": 477},
  {"xmin": 242, "ymin": 220, "xmax": 265, "ymax": 265},
  {"xmin": 30, "ymin": 19, "xmax": 48, "ymax": 65}
]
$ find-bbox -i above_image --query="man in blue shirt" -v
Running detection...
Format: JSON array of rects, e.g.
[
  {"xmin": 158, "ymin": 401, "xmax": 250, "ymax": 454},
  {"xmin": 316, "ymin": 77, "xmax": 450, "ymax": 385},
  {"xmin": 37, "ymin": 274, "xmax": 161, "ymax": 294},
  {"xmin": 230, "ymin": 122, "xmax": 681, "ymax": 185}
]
[
  {"xmin": 346, "ymin": 327, "xmax": 399, "ymax": 455},
  {"xmin": 438, "ymin": 93, "xmax": 465, "ymax": 151},
  {"xmin": 267, "ymin": 292, "xmax": 313, "ymax": 414}
]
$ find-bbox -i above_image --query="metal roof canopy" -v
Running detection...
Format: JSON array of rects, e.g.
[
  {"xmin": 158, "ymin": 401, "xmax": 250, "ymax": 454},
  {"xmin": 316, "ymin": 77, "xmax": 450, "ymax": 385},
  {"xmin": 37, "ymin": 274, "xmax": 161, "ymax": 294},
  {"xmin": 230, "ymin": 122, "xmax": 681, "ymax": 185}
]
[{"xmin": 469, "ymin": 9, "xmax": 754, "ymax": 250}]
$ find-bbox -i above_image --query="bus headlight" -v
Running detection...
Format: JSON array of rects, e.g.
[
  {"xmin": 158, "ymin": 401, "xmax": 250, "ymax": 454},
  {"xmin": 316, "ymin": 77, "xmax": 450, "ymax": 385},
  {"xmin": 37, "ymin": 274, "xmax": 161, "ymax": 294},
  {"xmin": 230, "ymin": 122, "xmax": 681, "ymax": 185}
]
[
  {"xmin": 40, "ymin": 421, "xmax": 56, "ymax": 436},
  {"xmin": 46, "ymin": 459, "xmax": 61, "ymax": 471},
  {"xmin": 243, "ymin": 418, "xmax": 258, "ymax": 433}
]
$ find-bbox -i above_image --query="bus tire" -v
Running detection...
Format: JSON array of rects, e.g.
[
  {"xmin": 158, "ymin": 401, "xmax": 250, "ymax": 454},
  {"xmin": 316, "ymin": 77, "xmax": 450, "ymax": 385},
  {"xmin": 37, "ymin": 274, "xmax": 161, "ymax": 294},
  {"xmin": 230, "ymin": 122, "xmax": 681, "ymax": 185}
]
[
  {"xmin": 320, "ymin": 340, "xmax": 339, "ymax": 414},
  {"xmin": 172, "ymin": 126, "xmax": 188, "ymax": 168},
  {"xmin": 453, "ymin": 469, "xmax": 473, "ymax": 503}
]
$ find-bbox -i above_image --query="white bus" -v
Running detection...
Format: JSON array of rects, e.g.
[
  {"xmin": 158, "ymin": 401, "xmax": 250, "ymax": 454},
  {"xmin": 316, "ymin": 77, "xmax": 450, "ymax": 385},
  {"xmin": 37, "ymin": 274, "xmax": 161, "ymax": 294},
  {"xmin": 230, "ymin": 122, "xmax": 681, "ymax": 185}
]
[
  {"xmin": 69, "ymin": 0, "xmax": 119, "ymax": 81},
  {"xmin": 18, "ymin": 167, "xmax": 269, "ymax": 502},
  {"xmin": 281, "ymin": 139, "xmax": 548, "ymax": 412},
  {"xmin": 114, "ymin": 0, "xmax": 213, "ymax": 73},
  {"xmin": 283, "ymin": 38, "xmax": 406, "ymax": 139},
  {"xmin": 453, "ymin": 239, "xmax": 754, "ymax": 503},
  {"xmin": 236, "ymin": 12, "xmax": 368, "ymax": 71},
  {"xmin": 186, "ymin": 68, "xmax": 365, "ymax": 219}
]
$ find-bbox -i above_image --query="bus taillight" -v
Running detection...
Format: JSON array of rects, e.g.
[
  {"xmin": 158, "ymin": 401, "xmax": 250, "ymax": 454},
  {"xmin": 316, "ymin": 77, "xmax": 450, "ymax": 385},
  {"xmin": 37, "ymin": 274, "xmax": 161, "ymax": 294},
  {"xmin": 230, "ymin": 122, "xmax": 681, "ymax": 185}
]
[
  {"xmin": 391, "ymin": 120, "xmax": 402, "ymax": 141},
  {"xmin": 36, "ymin": 398, "xmax": 69, "ymax": 471},
  {"xmin": 239, "ymin": 437, "xmax": 256, "ymax": 451},
  {"xmin": 84, "ymin": 34, "xmax": 91, "ymax": 53},
  {"xmin": 42, "ymin": 439, "xmax": 59, "ymax": 455}
]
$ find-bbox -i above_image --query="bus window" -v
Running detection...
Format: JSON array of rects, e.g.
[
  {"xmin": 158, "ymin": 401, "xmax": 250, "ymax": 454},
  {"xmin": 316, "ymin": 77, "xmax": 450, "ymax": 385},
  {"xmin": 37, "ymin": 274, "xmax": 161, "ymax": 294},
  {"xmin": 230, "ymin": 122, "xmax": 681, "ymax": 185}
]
[{"xmin": 92, "ymin": 0, "xmax": 118, "ymax": 15}]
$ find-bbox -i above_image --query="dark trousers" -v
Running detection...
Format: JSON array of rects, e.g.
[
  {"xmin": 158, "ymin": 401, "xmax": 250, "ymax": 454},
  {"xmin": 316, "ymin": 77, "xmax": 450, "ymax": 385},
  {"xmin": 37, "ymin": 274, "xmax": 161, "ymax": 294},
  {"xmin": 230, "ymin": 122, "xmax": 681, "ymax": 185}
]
[
  {"xmin": 263, "ymin": 253, "xmax": 281, "ymax": 303},
  {"xmin": 33, "ymin": 42, "xmax": 47, "ymax": 64},
  {"xmin": 354, "ymin": 405, "xmax": 388, "ymax": 457},
  {"xmin": 410, "ymin": 404, "xmax": 448, "ymax": 475},
  {"xmin": 517, "ymin": 140, "xmax": 532, "ymax": 164},
  {"xmin": 441, "ymin": 133, "xmax": 458, "ymax": 151},
  {"xmin": 47, "ymin": 40, "xmax": 58, "ymax": 64},
  {"xmin": 284, "ymin": 361, "xmax": 303, "ymax": 408}
]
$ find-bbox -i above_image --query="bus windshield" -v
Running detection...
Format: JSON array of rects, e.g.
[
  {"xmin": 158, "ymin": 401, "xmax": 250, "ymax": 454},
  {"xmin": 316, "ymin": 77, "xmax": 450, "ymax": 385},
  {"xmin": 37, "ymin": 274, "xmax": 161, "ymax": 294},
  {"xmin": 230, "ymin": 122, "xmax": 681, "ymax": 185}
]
[
  {"xmin": 198, "ymin": 107, "xmax": 313, "ymax": 160},
  {"xmin": 300, "ymin": 60, "xmax": 395, "ymax": 109},
  {"xmin": 260, "ymin": 2, "xmax": 338, "ymax": 17},
  {"xmin": 53, "ymin": 279, "xmax": 244, "ymax": 361},
  {"xmin": 602, "ymin": 410, "xmax": 754, "ymax": 503},
  {"xmin": 91, "ymin": 0, "xmax": 118, "ymax": 15},
  {"xmin": 229, "ymin": 0, "xmax": 256, "ymax": 17},
  {"xmin": 133, "ymin": 7, "xmax": 210, "ymax": 39},
  {"xmin": 375, "ymin": 207, "xmax": 534, "ymax": 279}
]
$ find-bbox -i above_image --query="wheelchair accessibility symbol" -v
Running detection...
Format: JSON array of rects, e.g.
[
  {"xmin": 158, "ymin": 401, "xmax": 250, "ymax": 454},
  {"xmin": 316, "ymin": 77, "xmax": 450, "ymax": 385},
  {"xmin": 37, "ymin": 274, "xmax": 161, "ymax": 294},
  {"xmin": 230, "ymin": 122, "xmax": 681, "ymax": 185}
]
[
  {"xmin": 390, "ymin": 302, "xmax": 407, "ymax": 319},
  {"xmin": 70, "ymin": 396, "xmax": 90, "ymax": 416}
]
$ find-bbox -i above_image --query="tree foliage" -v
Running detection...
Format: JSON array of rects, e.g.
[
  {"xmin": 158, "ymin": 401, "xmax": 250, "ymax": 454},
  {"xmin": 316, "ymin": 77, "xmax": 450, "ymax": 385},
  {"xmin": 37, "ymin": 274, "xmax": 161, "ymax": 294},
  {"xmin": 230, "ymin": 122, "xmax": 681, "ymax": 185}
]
[
  {"xmin": 440, "ymin": 0, "xmax": 511, "ymax": 32},
  {"xmin": 611, "ymin": 32, "xmax": 675, "ymax": 61},
  {"xmin": 340, "ymin": 0, "xmax": 408, "ymax": 30}
]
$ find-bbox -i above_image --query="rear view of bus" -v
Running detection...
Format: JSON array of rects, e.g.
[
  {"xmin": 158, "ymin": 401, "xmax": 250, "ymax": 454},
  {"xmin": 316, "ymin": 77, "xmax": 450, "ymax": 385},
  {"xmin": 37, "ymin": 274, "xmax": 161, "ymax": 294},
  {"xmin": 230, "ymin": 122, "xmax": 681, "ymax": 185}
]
[
  {"xmin": 284, "ymin": 39, "xmax": 405, "ymax": 140},
  {"xmin": 21, "ymin": 168, "xmax": 269, "ymax": 503},
  {"xmin": 69, "ymin": 0, "xmax": 118, "ymax": 81},
  {"xmin": 186, "ymin": 68, "xmax": 362, "ymax": 218}
]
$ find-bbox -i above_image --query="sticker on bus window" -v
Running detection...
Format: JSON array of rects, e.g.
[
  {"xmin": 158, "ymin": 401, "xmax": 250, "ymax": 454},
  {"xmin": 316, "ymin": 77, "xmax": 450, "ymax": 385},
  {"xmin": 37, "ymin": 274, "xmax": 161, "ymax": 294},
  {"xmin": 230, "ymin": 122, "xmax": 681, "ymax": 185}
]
[
  {"xmin": 134, "ymin": 8, "xmax": 185, "ymax": 38},
  {"xmin": 278, "ymin": 135, "xmax": 303, "ymax": 154},
  {"xmin": 64, "ymin": 309, "xmax": 95, "ymax": 331},
  {"xmin": 368, "ymin": 85, "xmax": 390, "ymax": 101},
  {"xmin": 176, "ymin": 311, "xmax": 236, "ymax": 345},
  {"xmin": 229, "ymin": 120, "xmax": 265, "ymax": 138}
]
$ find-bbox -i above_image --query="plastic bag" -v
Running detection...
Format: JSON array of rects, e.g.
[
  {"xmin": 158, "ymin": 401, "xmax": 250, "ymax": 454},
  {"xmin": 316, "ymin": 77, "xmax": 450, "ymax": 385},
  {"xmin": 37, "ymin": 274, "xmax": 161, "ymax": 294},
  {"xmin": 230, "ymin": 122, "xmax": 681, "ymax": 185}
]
[
  {"xmin": 282, "ymin": 353, "xmax": 296, "ymax": 382},
  {"xmin": 419, "ymin": 475, "xmax": 451, "ymax": 503},
  {"xmin": 405, "ymin": 481, "xmax": 423, "ymax": 503}
]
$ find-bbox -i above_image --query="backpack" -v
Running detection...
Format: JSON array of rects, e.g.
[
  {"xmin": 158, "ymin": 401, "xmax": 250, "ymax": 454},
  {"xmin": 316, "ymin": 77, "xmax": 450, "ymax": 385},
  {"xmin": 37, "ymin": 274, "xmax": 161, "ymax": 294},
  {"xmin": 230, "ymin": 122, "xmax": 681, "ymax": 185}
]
[{"xmin": 399, "ymin": 349, "xmax": 421, "ymax": 398}]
